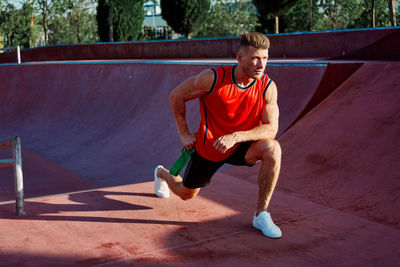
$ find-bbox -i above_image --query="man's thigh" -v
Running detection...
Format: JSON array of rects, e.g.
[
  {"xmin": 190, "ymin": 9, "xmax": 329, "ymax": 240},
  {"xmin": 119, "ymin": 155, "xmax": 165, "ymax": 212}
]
[
  {"xmin": 182, "ymin": 151, "xmax": 224, "ymax": 189},
  {"xmin": 224, "ymin": 141, "xmax": 255, "ymax": 166}
]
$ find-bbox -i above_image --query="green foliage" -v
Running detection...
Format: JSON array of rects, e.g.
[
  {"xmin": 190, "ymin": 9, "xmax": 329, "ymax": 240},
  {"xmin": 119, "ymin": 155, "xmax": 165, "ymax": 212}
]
[
  {"xmin": 0, "ymin": 0, "xmax": 97, "ymax": 47},
  {"xmin": 1, "ymin": 0, "xmax": 399, "ymax": 47},
  {"xmin": 49, "ymin": 0, "xmax": 98, "ymax": 44},
  {"xmin": 0, "ymin": 2, "xmax": 34, "ymax": 48},
  {"xmin": 253, "ymin": 0, "xmax": 300, "ymax": 16},
  {"xmin": 33, "ymin": 0, "xmax": 98, "ymax": 45},
  {"xmin": 113, "ymin": 0, "xmax": 145, "ymax": 41},
  {"xmin": 160, "ymin": 0, "xmax": 211, "ymax": 38},
  {"xmin": 280, "ymin": 0, "xmax": 325, "ymax": 32},
  {"xmin": 317, "ymin": 0, "xmax": 397, "ymax": 30},
  {"xmin": 68, "ymin": 0, "xmax": 98, "ymax": 43},
  {"xmin": 96, "ymin": 0, "xmax": 109, "ymax": 41},
  {"xmin": 97, "ymin": 0, "xmax": 145, "ymax": 42},
  {"xmin": 194, "ymin": 0, "xmax": 259, "ymax": 38},
  {"xmin": 352, "ymin": 0, "xmax": 394, "ymax": 28},
  {"xmin": 320, "ymin": 0, "xmax": 364, "ymax": 30},
  {"xmin": 254, "ymin": 0, "xmax": 399, "ymax": 34},
  {"xmin": 253, "ymin": 0, "xmax": 299, "ymax": 33}
]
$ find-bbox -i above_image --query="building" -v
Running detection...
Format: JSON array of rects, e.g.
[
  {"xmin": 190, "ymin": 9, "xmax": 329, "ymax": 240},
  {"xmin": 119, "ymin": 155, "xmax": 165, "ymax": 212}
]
[{"xmin": 143, "ymin": 1, "xmax": 176, "ymax": 40}]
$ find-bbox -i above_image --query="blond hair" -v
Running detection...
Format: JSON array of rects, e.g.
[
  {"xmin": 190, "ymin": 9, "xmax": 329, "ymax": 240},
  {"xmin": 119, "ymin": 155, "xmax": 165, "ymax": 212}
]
[{"xmin": 240, "ymin": 32, "xmax": 270, "ymax": 50}]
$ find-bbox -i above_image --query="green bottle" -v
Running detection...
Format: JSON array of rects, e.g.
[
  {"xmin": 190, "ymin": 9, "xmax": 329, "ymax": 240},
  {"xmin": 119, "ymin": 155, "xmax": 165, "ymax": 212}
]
[{"xmin": 169, "ymin": 147, "xmax": 193, "ymax": 176}]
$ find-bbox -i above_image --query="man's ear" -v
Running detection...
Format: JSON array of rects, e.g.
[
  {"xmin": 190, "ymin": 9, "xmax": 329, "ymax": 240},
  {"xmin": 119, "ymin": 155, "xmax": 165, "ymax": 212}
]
[
  {"xmin": 236, "ymin": 46, "xmax": 248, "ymax": 63},
  {"xmin": 236, "ymin": 51, "xmax": 242, "ymax": 63}
]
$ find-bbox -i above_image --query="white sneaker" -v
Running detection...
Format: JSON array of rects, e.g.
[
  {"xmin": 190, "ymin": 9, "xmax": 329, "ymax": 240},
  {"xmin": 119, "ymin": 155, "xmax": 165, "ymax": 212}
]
[
  {"xmin": 154, "ymin": 165, "xmax": 170, "ymax": 198},
  {"xmin": 252, "ymin": 211, "xmax": 282, "ymax": 238}
]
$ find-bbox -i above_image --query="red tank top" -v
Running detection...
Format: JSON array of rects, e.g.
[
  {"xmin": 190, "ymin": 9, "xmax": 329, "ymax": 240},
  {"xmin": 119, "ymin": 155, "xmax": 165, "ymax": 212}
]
[{"xmin": 195, "ymin": 65, "xmax": 272, "ymax": 161}]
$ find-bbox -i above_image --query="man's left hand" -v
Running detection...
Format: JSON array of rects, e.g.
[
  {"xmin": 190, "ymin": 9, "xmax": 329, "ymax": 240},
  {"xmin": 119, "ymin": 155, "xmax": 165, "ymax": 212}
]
[{"xmin": 213, "ymin": 134, "xmax": 238, "ymax": 153}]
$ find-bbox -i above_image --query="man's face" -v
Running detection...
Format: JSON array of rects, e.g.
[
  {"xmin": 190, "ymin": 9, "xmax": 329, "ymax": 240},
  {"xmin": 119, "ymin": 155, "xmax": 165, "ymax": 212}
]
[{"xmin": 237, "ymin": 46, "xmax": 269, "ymax": 80}]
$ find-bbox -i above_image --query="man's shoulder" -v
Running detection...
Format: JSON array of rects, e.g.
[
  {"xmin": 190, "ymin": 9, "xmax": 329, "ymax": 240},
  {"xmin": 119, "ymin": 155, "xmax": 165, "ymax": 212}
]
[{"xmin": 211, "ymin": 65, "xmax": 234, "ymax": 71}]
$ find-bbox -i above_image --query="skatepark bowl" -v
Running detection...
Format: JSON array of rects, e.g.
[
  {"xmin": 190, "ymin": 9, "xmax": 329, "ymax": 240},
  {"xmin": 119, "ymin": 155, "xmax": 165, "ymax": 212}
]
[{"xmin": 0, "ymin": 28, "xmax": 399, "ymax": 266}]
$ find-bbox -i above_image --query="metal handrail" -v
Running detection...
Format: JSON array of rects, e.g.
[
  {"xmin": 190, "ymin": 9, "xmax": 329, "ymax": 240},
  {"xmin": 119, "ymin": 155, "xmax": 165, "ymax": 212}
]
[
  {"xmin": 0, "ymin": 136, "xmax": 25, "ymax": 216},
  {"xmin": 0, "ymin": 45, "xmax": 21, "ymax": 64}
]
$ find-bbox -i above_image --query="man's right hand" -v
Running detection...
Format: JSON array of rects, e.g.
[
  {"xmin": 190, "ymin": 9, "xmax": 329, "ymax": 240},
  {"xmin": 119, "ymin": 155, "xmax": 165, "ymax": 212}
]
[{"xmin": 180, "ymin": 133, "xmax": 196, "ymax": 151}]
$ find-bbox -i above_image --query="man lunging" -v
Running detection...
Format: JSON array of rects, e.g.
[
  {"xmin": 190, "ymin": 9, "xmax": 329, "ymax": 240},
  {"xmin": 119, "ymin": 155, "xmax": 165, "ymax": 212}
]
[{"xmin": 154, "ymin": 32, "xmax": 282, "ymax": 238}]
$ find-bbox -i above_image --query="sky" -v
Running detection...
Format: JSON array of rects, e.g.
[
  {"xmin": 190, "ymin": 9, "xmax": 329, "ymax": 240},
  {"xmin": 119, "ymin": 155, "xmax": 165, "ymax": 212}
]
[{"xmin": 6, "ymin": 0, "xmax": 24, "ymax": 9}]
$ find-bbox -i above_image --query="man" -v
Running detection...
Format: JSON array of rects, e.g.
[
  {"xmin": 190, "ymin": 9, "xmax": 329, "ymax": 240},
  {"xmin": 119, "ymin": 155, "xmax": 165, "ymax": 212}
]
[{"xmin": 154, "ymin": 32, "xmax": 282, "ymax": 238}]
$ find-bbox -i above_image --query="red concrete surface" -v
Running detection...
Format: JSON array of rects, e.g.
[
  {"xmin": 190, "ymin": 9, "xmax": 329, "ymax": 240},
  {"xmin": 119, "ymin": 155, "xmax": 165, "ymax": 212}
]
[
  {"xmin": 1, "ymin": 58, "xmax": 399, "ymax": 265},
  {"xmin": 0, "ymin": 148, "xmax": 94, "ymax": 202},
  {"xmin": 1, "ymin": 173, "xmax": 399, "ymax": 266}
]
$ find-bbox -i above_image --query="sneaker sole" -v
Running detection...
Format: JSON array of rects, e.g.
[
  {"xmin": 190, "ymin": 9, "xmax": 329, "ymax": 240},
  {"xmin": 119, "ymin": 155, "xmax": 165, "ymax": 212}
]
[{"xmin": 253, "ymin": 220, "xmax": 282, "ymax": 239}]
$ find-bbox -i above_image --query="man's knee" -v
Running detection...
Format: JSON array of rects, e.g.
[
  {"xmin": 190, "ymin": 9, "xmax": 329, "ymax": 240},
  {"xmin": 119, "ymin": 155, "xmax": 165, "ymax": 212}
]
[
  {"xmin": 179, "ymin": 186, "xmax": 200, "ymax": 201},
  {"xmin": 259, "ymin": 139, "xmax": 282, "ymax": 162}
]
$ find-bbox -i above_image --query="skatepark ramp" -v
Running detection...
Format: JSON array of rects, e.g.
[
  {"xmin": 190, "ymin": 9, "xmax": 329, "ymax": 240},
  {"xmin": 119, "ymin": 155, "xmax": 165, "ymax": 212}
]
[
  {"xmin": 0, "ymin": 61, "xmax": 329, "ymax": 197},
  {"xmin": 0, "ymin": 30, "xmax": 399, "ymax": 264}
]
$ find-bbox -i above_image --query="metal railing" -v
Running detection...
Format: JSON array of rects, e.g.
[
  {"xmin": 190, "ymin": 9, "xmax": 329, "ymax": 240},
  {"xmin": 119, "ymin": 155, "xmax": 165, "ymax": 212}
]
[
  {"xmin": 0, "ymin": 136, "xmax": 25, "ymax": 216},
  {"xmin": 0, "ymin": 45, "xmax": 21, "ymax": 64}
]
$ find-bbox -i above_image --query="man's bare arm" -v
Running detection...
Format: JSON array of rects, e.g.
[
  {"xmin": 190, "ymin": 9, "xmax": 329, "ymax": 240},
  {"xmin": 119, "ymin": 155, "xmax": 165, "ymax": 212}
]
[
  {"xmin": 170, "ymin": 69, "xmax": 215, "ymax": 150},
  {"xmin": 213, "ymin": 81, "xmax": 279, "ymax": 153}
]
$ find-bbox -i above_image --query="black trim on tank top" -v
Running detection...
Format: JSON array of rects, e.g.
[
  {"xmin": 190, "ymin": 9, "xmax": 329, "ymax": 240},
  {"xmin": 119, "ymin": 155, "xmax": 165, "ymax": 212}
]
[
  {"xmin": 203, "ymin": 104, "xmax": 208, "ymax": 145},
  {"xmin": 262, "ymin": 73, "xmax": 267, "ymax": 83},
  {"xmin": 263, "ymin": 79, "xmax": 273, "ymax": 99},
  {"xmin": 220, "ymin": 66, "xmax": 226, "ymax": 82},
  {"xmin": 231, "ymin": 65, "xmax": 256, "ymax": 90},
  {"xmin": 207, "ymin": 69, "xmax": 218, "ymax": 95}
]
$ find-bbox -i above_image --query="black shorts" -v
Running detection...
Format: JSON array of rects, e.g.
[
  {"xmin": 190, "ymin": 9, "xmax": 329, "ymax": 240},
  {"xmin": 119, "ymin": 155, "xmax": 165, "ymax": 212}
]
[{"xmin": 182, "ymin": 142, "xmax": 254, "ymax": 189}]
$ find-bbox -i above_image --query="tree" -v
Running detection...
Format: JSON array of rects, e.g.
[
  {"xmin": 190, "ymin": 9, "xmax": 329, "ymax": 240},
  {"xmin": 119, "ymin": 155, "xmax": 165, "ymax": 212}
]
[
  {"xmin": 96, "ymin": 0, "xmax": 108, "ymax": 41},
  {"xmin": 35, "ymin": 0, "xmax": 52, "ymax": 45},
  {"xmin": 97, "ymin": 0, "xmax": 114, "ymax": 41},
  {"xmin": 113, "ymin": 0, "xmax": 145, "ymax": 41},
  {"xmin": 0, "ymin": 1, "xmax": 34, "ymax": 48},
  {"xmin": 108, "ymin": 0, "xmax": 113, "ymax": 41},
  {"xmin": 388, "ymin": 0, "xmax": 397, "ymax": 26},
  {"xmin": 160, "ymin": 0, "xmax": 210, "ymax": 38},
  {"xmin": 0, "ymin": 1, "xmax": 4, "ymax": 32},
  {"xmin": 67, "ymin": 0, "xmax": 97, "ymax": 43},
  {"xmin": 280, "ymin": 0, "xmax": 324, "ymax": 33},
  {"xmin": 0, "ymin": 3, "xmax": 16, "ymax": 46},
  {"xmin": 42, "ymin": 0, "xmax": 97, "ymax": 45},
  {"xmin": 253, "ymin": 0, "xmax": 299, "ymax": 34},
  {"xmin": 307, "ymin": 0, "xmax": 312, "ymax": 31},
  {"xmin": 53, "ymin": 0, "xmax": 97, "ymax": 44},
  {"xmin": 0, "ymin": 0, "xmax": 97, "ymax": 47},
  {"xmin": 353, "ymin": 0, "xmax": 393, "ymax": 28},
  {"xmin": 97, "ymin": 0, "xmax": 144, "ymax": 42},
  {"xmin": 19, "ymin": 1, "xmax": 35, "ymax": 47},
  {"xmin": 34, "ymin": 0, "xmax": 67, "ymax": 45},
  {"xmin": 372, "ymin": 0, "xmax": 376, "ymax": 27},
  {"xmin": 194, "ymin": 0, "xmax": 259, "ymax": 38},
  {"xmin": 320, "ymin": 0, "xmax": 364, "ymax": 30}
]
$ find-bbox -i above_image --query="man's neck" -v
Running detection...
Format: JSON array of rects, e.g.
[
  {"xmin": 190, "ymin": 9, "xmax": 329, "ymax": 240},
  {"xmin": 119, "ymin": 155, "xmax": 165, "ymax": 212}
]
[{"xmin": 234, "ymin": 65, "xmax": 254, "ymax": 88}]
